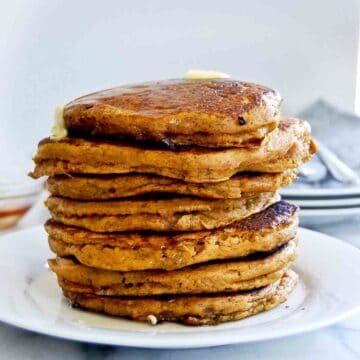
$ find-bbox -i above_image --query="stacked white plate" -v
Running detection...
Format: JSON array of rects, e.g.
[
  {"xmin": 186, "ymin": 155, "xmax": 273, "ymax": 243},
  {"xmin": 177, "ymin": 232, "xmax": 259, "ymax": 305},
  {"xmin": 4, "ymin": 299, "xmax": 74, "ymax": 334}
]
[{"xmin": 281, "ymin": 184, "xmax": 360, "ymax": 227}]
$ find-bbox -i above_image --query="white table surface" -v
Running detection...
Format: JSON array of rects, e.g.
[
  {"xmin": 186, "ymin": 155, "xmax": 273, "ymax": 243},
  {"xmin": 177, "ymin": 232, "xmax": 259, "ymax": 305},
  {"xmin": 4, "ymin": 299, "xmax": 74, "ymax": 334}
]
[{"xmin": 1, "ymin": 201, "xmax": 359, "ymax": 360}]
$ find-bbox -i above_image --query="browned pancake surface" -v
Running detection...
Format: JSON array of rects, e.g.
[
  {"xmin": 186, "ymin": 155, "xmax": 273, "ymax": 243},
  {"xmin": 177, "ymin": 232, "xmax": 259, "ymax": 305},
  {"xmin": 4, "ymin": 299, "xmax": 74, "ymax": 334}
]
[{"xmin": 63, "ymin": 79, "xmax": 281, "ymax": 148}]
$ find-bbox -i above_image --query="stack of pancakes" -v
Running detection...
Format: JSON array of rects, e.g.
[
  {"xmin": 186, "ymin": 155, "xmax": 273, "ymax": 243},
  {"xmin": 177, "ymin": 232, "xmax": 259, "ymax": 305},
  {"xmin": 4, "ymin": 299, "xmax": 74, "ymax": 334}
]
[{"xmin": 31, "ymin": 79, "xmax": 316, "ymax": 325}]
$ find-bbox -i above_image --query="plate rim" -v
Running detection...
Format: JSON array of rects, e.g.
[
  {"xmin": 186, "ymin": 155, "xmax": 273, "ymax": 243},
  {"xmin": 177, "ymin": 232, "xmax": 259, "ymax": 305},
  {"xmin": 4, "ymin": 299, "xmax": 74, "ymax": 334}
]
[
  {"xmin": 281, "ymin": 186, "xmax": 360, "ymax": 198},
  {"xmin": 0, "ymin": 226, "xmax": 359, "ymax": 349},
  {"xmin": 299, "ymin": 207, "xmax": 360, "ymax": 216},
  {"xmin": 292, "ymin": 197, "xmax": 360, "ymax": 208},
  {"xmin": 1, "ymin": 304, "xmax": 359, "ymax": 349}
]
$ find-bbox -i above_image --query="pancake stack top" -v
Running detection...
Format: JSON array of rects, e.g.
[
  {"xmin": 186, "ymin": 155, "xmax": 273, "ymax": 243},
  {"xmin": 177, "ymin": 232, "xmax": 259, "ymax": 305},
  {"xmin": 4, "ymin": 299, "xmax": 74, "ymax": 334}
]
[{"xmin": 31, "ymin": 78, "xmax": 316, "ymax": 326}]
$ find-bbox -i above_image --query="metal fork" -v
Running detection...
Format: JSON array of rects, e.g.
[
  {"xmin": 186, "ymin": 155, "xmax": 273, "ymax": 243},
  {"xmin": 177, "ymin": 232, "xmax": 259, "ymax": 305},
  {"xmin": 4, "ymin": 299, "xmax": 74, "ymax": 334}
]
[{"xmin": 316, "ymin": 139, "xmax": 360, "ymax": 185}]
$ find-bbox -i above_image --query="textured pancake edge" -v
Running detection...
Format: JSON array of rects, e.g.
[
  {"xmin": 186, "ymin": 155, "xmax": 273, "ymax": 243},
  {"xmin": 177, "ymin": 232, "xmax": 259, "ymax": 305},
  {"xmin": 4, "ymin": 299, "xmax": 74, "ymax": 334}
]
[
  {"xmin": 45, "ymin": 192, "xmax": 279, "ymax": 232},
  {"xmin": 31, "ymin": 118, "xmax": 316, "ymax": 182},
  {"xmin": 46, "ymin": 169, "xmax": 297, "ymax": 200},
  {"xmin": 62, "ymin": 270, "xmax": 298, "ymax": 325},
  {"xmin": 49, "ymin": 239, "xmax": 297, "ymax": 296}
]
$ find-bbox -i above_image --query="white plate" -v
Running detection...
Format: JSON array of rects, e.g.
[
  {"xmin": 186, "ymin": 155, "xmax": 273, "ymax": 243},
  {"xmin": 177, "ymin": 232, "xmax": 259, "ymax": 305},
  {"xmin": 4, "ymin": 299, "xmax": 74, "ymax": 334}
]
[
  {"xmin": 290, "ymin": 196, "xmax": 360, "ymax": 208},
  {"xmin": 281, "ymin": 185, "xmax": 360, "ymax": 198},
  {"xmin": 0, "ymin": 226, "xmax": 359, "ymax": 349},
  {"xmin": 299, "ymin": 207, "xmax": 360, "ymax": 227}
]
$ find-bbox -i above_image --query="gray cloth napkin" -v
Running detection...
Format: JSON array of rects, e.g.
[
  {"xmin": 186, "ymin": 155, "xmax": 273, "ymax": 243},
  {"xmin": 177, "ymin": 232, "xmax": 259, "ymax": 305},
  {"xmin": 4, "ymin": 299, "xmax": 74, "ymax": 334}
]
[
  {"xmin": 298, "ymin": 99, "xmax": 360, "ymax": 172},
  {"xmin": 283, "ymin": 99, "xmax": 360, "ymax": 189}
]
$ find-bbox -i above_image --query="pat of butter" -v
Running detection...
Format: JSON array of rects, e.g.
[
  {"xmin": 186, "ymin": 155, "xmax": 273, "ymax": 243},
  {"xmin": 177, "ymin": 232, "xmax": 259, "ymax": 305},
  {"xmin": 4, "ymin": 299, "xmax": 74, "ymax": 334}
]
[
  {"xmin": 183, "ymin": 69, "xmax": 230, "ymax": 80},
  {"xmin": 51, "ymin": 106, "xmax": 68, "ymax": 140}
]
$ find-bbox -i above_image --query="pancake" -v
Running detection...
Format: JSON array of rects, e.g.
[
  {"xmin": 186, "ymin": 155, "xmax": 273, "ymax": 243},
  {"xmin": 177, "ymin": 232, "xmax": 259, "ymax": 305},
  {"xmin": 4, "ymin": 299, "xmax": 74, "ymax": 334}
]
[
  {"xmin": 31, "ymin": 118, "xmax": 317, "ymax": 183},
  {"xmin": 46, "ymin": 201, "xmax": 298, "ymax": 271},
  {"xmin": 46, "ymin": 169, "xmax": 297, "ymax": 200},
  {"xmin": 61, "ymin": 269, "xmax": 298, "ymax": 325},
  {"xmin": 63, "ymin": 79, "xmax": 282, "ymax": 148},
  {"xmin": 45, "ymin": 192, "xmax": 279, "ymax": 232},
  {"xmin": 49, "ymin": 239, "xmax": 297, "ymax": 296}
]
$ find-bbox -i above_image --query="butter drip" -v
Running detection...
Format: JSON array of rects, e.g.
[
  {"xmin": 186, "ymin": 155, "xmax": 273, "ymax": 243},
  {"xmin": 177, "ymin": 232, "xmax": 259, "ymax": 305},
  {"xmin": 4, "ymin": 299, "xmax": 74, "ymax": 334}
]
[
  {"xmin": 51, "ymin": 106, "xmax": 68, "ymax": 140},
  {"xmin": 184, "ymin": 69, "xmax": 230, "ymax": 80}
]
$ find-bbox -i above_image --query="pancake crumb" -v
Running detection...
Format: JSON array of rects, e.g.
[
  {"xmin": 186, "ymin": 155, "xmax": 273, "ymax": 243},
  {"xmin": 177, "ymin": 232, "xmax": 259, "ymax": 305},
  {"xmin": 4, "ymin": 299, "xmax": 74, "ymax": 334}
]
[{"xmin": 147, "ymin": 314, "xmax": 158, "ymax": 325}]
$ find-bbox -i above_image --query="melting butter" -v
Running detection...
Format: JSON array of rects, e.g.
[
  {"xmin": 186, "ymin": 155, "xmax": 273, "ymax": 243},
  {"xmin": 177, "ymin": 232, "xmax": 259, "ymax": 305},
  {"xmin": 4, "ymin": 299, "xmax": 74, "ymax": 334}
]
[
  {"xmin": 51, "ymin": 106, "xmax": 68, "ymax": 140},
  {"xmin": 183, "ymin": 69, "xmax": 230, "ymax": 80}
]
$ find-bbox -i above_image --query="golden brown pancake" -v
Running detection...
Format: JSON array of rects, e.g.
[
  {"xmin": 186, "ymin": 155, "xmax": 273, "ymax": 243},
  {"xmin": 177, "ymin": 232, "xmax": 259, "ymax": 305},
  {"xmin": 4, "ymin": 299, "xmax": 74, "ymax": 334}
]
[
  {"xmin": 45, "ymin": 192, "xmax": 279, "ymax": 232},
  {"xmin": 47, "ymin": 169, "xmax": 297, "ymax": 200},
  {"xmin": 31, "ymin": 118, "xmax": 316, "ymax": 183},
  {"xmin": 46, "ymin": 201, "xmax": 298, "ymax": 271},
  {"xmin": 49, "ymin": 239, "xmax": 297, "ymax": 296},
  {"xmin": 63, "ymin": 79, "xmax": 282, "ymax": 148},
  {"xmin": 61, "ymin": 269, "xmax": 298, "ymax": 325}
]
